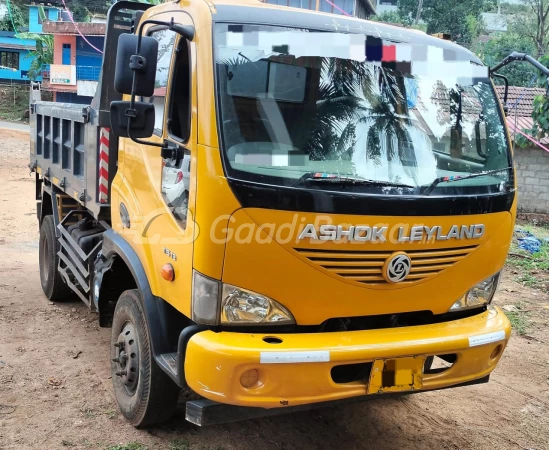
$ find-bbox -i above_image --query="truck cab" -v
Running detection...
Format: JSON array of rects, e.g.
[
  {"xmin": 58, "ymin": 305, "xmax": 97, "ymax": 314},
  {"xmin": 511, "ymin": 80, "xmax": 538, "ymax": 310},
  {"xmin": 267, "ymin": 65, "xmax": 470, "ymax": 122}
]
[{"xmin": 31, "ymin": 0, "xmax": 513, "ymax": 427}]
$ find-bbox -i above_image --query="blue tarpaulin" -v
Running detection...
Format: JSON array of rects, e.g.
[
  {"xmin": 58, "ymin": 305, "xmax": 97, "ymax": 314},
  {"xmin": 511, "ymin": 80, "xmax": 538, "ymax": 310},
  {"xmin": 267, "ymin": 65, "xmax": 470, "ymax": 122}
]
[{"xmin": 514, "ymin": 227, "xmax": 543, "ymax": 254}]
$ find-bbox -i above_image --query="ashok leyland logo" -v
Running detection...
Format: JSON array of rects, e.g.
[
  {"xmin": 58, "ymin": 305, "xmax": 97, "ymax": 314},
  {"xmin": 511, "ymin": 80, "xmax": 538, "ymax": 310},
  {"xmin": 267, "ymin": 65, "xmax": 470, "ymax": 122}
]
[{"xmin": 384, "ymin": 252, "xmax": 411, "ymax": 283}]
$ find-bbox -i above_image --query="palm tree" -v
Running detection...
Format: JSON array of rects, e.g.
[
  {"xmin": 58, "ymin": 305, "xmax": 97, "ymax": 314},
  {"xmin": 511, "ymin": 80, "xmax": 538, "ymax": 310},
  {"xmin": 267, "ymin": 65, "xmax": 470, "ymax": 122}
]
[
  {"xmin": 303, "ymin": 58, "xmax": 418, "ymax": 181},
  {"xmin": 216, "ymin": 52, "xmax": 420, "ymax": 178},
  {"xmin": 360, "ymin": 66, "xmax": 419, "ymax": 182},
  {"xmin": 303, "ymin": 58, "xmax": 366, "ymax": 161}
]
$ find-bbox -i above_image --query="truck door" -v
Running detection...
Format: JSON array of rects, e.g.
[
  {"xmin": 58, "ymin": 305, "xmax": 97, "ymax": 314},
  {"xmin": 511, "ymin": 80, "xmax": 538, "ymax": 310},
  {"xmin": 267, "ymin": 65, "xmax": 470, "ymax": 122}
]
[{"xmin": 137, "ymin": 11, "xmax": 197, "ymax": 315}]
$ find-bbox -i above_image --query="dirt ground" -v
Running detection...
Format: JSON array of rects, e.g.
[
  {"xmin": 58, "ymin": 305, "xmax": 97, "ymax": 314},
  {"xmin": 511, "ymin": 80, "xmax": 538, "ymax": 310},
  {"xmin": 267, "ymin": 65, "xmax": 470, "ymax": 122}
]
[{"xmin": 0, "ymin": 128, "xmax": 548, "ymax": 450}]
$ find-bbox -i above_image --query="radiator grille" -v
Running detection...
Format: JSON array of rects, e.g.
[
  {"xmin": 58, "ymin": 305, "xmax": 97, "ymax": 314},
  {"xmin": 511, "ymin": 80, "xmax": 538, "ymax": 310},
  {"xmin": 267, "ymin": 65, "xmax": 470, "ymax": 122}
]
[{"xmin": 294, "ymin": 245, "xmax": 479, "ymax": 286}]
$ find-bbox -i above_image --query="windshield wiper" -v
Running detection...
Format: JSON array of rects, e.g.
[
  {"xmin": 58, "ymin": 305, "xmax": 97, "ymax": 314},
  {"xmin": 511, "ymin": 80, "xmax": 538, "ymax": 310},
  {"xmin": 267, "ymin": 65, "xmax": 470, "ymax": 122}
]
[
  {"xmin": 422, "ymin": 167, "xmax": 513, "ymax": 196},
  {"xmin": 291, "ymin": 173, "xmax": 415, "ymax": 189}
]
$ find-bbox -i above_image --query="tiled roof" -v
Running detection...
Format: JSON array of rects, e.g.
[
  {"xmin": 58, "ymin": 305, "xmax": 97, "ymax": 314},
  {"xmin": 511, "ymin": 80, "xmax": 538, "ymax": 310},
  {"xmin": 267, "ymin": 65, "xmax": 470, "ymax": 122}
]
[
  {"xmin": 506, "ymin": 116, "xmax": 549, "ymax": 145},
  {"xmin": 0, "ymin": 42, "xmax": 36, "ymax": 51},
  {"xmin": 492, "ymin": 85, "xmax": 549, "ymax": 146},
  {"xmin": 494, "ymin": 85, "xmax": 546, "ymax": 117}
]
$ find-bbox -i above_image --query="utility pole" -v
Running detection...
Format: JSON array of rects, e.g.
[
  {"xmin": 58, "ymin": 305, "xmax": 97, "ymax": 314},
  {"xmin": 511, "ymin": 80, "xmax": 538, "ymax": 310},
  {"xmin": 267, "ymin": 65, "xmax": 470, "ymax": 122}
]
[{"xmin": 414, "ymin": 0, "xmax": 423, "ymax": 25}]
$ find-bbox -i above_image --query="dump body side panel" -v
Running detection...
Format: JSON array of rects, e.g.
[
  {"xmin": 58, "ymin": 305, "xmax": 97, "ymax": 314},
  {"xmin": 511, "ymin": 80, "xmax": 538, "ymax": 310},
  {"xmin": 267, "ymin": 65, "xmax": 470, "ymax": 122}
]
[{"xmin": 29, "ymin": 1, "xmax": 153, "ymax": 220}]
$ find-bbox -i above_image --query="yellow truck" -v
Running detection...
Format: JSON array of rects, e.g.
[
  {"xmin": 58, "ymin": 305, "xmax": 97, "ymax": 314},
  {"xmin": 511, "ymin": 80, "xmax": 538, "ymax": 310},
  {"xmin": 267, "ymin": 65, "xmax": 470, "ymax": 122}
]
[{"xmin": 30, "ymin": 0, "xmax": 520, "ymax": 428}]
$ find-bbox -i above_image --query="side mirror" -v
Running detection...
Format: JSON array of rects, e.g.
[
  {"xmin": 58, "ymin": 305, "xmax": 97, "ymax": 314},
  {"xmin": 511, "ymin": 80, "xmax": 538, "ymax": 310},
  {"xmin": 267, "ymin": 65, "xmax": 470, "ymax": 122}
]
[
  {"xmin": 114, "ymin": 33, "xmax": 158, "ymax": 97},
  {"xmin": 110, "ymin": 18, "xmax": 194, "ymax": 147},
  {"xmin": 110, "ymin": 101, "xmax": 155, "ymax": 138}
]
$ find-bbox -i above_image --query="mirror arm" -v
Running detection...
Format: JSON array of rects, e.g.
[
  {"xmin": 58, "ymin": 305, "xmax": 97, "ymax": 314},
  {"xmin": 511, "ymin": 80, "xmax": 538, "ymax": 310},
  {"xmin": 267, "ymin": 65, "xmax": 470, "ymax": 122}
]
[
  {"xmin": 124, "ymin": 113, "xmax": 166, "ymax": 148},
  {"xmin": 491, "ymin": 51, "xmax": 549, "ymax": 86},
  {"xmin": 490, "ymin": 72, "xmax": 509, "ymax": 111},
  {"xmin": 123, "ymin": 106, "xmax": 165, "ymax": 148}
]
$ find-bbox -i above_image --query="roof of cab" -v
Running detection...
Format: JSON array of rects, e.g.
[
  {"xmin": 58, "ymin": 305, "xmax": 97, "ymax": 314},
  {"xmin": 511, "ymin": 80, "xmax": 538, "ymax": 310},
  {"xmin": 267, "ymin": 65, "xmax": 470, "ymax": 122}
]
[{"xmin": 208, "ymin": 0, "xmax": 482, "ymax": 65}]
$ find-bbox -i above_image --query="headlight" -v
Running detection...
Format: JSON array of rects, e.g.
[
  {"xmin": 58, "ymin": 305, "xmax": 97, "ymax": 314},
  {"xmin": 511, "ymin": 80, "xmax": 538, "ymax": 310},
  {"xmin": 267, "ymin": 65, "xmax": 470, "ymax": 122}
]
[
  {"xmin": 221, "ymin": 284, "xmax": 295, "ymax": 325},
  {"xmin": 450, "ymin": 272, "xmax": 501, "ymax": 311}
]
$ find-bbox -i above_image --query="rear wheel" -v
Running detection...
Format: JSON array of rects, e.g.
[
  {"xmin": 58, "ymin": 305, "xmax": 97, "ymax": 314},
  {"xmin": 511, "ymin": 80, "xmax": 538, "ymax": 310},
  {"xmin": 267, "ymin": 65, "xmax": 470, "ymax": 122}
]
[
  {"xmin": 39, "ymin": 215, "xmax": 73, "ymax": 301},
  {"xmin": 111, "ymin": 289, "xmax": 180, "ymax": 427}
]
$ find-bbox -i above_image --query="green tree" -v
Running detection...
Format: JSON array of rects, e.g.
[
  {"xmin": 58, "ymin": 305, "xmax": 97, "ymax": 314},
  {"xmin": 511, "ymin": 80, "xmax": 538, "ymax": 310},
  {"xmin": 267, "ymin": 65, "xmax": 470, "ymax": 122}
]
[
  {"xmin": 17, "ymin": 33, "xmax": 54, "ymax": 81},
  {"xmin": 370, "ymin": 11, "xmax": 427, "ymax": 31},
  {"xmin": 515, "ymin": 55, "xmax": 549, "ymax": 148},
  {"xmin": 397, "ymin": 0, "xmax": 496, "ymax": 48},
  {"xmin": 0, "ymin": 0, "xmax": 27, "ymax": 32},
  {"xmin": 370, "ymin": 11, "xmax": 411, "ymax": 26},
  {"xmin": 507, "ymin": 0, "xmax": 549, "ymax": 58},
  {"xmin": 477, "ymin": 32, "xmax": 538, "ymax": 86},
  {"xmin": 70, "ymin": 0, "xmax": 91, "ymax": 22}
]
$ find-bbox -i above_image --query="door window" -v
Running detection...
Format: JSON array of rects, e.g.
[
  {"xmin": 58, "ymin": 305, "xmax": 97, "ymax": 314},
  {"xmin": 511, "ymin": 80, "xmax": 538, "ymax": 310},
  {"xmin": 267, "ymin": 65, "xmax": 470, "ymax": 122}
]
[
  {"xmin": 144, "ymin": 28, "xmax": 178, "ymax": 134},
  {"xmin": 160, "ymin": 37, "xmax": 192, "ymax": 228}
]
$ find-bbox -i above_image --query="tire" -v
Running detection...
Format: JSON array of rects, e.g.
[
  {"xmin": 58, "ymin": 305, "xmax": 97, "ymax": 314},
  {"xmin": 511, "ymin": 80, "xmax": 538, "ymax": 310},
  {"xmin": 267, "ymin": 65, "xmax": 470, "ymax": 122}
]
[
  {"xmin": 111, "ymin": 289, "xmax": 180, "ymax": 427},
  {"xmin": 39, "ymin": 215, "xmax": 73, "ymax": 301}
]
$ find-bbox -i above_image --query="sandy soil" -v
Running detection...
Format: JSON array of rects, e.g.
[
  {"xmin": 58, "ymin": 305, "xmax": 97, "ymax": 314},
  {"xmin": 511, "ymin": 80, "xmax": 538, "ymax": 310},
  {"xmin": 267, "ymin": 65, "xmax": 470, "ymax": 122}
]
[{"xmin": 0, "ymin": 128, "xmax": 548, "ymax": 450}]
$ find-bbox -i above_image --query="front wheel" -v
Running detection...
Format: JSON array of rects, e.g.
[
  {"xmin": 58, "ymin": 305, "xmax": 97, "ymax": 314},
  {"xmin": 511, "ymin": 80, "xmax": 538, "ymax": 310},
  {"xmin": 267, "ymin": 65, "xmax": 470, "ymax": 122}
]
[{"xmin": 111, "ymin": 289, "xmax": 180, "ymax": 427}]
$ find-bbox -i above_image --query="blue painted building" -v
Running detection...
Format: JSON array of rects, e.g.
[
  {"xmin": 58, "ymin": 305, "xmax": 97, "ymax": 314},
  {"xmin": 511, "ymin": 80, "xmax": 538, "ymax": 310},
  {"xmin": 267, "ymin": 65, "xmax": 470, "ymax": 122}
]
[
  {"xmin": 75, "ymin": 36, "xmax": 103, "ymax": 81},
  {"xmin": 0, "ymin": 31, "xmax": 36, "ymax": 83},
  {"xmin": 28, "ymin": 5, "xmax": 60, "ymax": 34},
  {"xmin": 40, "ymin": 17, "xmax": 105, "ymax": 104},
  {"xmin": 0, "ymin": 5, "xmax": 60, "ymax": 83}
]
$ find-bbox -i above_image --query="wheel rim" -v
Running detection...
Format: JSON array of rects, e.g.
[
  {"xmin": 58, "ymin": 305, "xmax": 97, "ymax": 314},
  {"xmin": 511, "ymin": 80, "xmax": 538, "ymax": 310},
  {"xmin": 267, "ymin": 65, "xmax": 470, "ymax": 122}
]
[
  {"xmin": 113, "ymin": 321, "xmax": 140, "ymax": 394},
  {"xmin": 40, "ymin": 234, "xmax": 50, "ymax": 284}
]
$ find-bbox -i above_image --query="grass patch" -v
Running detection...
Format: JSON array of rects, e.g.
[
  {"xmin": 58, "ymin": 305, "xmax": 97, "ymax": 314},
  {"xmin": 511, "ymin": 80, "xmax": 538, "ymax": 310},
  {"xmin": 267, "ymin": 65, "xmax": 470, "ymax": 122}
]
[
  {"xmin": 507, "ymin": 223, "xmax": 549, "ymax": 289},
  {"xmin": 82, "ymin": 407, "xmax": 96, "ymax": 419},
  {"xmin": 168, "ymin": 440, "xmax": 190, "ymax": 450},
  {"xmin": 106, "ymin": 443, "xmax": 147, "ymax": 450},
  {"xmin": 0, "ymin": 85, "xmax": 29, "ymax": 123},
  {"xmin": 104, "ymin": 409, "xmax": 118, "ymax": 419},
  {"xmin": 515, "ymin": 273, "xmax": 540, "ymax": 287},
  {"xmin": 510, "ymin": 245, "xmax": 549, "ymax": 272},
  {"xmin": 504, "ymin": 309, "xmax": 530, "ymax": 335}
]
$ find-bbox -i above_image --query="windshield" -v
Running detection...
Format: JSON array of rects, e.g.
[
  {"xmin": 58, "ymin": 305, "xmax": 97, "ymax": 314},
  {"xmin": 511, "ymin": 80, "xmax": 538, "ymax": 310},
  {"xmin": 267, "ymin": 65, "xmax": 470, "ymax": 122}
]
[{"xmin": 214, "ymin": 24, "xmax": 512, "ymax": 196}]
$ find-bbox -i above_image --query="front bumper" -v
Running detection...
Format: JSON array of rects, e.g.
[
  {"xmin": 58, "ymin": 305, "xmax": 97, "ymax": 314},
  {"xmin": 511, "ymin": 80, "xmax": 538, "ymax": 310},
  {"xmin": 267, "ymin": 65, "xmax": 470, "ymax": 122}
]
[{"xmin": 184, "ymin": 307, "xmax": 511, "ymax": 408}]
